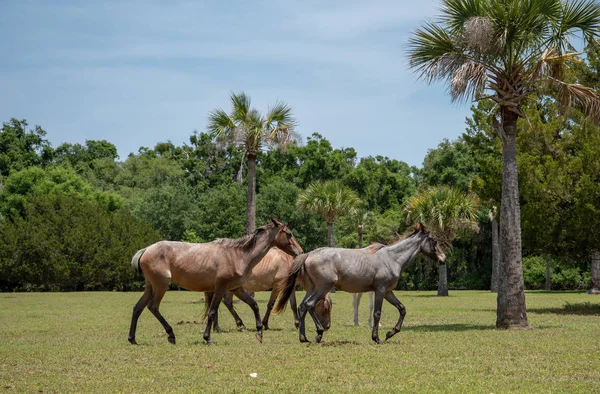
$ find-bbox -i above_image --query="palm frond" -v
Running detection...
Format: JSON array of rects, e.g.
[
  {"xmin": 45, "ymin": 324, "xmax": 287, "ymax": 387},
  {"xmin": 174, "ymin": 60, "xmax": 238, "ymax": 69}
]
[
  {"xmin": 408, "ymin": 22, "xmax": 467, "ymax": 83},
  {"xmin": 207, "ymin": 109, "xmax": 236, "ymax": 138},
  {"xmin": 230, "ymin": 92, "xmax": 252, "ymax": 123},
  {"xmin": 555, "ymin": 80, "xmax": 600, "ymax": 122},
  {"xmin": 451, "ymin": 60, "xmax": 488, "ymax": 102}
]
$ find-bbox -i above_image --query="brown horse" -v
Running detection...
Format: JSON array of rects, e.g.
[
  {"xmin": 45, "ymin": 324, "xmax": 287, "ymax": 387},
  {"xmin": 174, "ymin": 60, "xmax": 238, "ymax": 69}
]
[
  {"xmin": 205, "ymin": 248, "xmax": 333, "ymax": 332},
  {"xmin": 128, "ymin": 218, "xmax": 303, "ymax": 345}
]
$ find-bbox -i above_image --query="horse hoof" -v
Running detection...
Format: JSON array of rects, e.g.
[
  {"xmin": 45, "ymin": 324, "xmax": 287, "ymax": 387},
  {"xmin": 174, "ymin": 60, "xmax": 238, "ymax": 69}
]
[
  {"xmin": 255, "ymin": 332, "xmax": 263, "ymax": 343},
  {"xmin": 128, "ymin": 338, "xmax": 137, "ymax": 345},
  {"xmin": 373, "ymin": 338, "xmax": 384, "ymax": 345},
  {"xmin": 205, "ymin": 338, "xmax": 215, "ymax": 345},
  {"xmin": 299, "ymin": 336, "xmax": 309, "ymax": 343},
  {"xmin": 263, "ymin": 325, "xmax": 270, "ymax": 331},
  {"xmin": 168, "ymin": 337, "xmax": 176, "ymax": 345},
  {"xmin": 238, "ymin": 326, "xmax": 246, "ymax": 332},
  {"xmin": 315, "ymin": 335, "xmax": 322, "ymax": 343},
  {"xmin": 385, "ymin": 331, "xmax": 393, "ymax": 341},
  {"xmin": 214, "ymin": 328, "xmax": 223, "ymax": 333}
]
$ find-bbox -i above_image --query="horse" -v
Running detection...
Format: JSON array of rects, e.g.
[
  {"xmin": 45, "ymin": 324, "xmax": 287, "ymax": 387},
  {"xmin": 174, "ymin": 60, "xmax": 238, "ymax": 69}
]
[
  {"xmin": 274, "ymin": 224, "xmax": 446, "ymax": 344},
  {"xmin": 352, "ymin": 243, "xmax": 386, "ymax": 328},
  {"xmin": 127, "ymin": 217, "xmax": 303, "ymax": 345},
  {"xmin": 204, "ymin": 248, "xmax": 333, "ymax": 332}
]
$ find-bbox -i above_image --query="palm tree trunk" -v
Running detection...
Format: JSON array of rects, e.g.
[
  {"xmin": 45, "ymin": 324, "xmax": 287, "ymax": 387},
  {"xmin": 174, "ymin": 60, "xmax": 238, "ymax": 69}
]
[
  {"xmin": 438, "ymin": 263, "xmax": 448, "ymax": 296},
  {"xmin": 327, "ymin": 222, "xmax": 334, "ymax": 247},
  {"xmin": 496, "ymin": 110, "xmax": 529, "ymax": 329},
  {"xmin": 589, "ymin": 249, "xmax": 600, "ymax": 294},
  {"xmin": 490, "ymin": 213, "xmax": 500, "ymax": 292},
  {"xmin": 545, "ymin": 259, "xmax": 551, "ymax": 291},
  {"xmin": 358, "ymin": 226, "xmax": 363, "ymax": 249},
  {"xmin": 246, "ymin": 154, "xmax": 257, "ymax": 234}
]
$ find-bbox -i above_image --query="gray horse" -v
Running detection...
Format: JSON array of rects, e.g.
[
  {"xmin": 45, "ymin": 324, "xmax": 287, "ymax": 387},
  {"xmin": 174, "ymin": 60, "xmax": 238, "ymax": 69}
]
[{"xmin": 274, "ymin": 224, "xmax": 446, "ymax": 344}]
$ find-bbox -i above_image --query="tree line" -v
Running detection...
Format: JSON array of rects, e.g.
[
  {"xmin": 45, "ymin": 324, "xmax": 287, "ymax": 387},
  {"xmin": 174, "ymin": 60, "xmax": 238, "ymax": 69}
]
[{"xmin": 2, "ymin": 8, "xmax": 600, "ymax": 305}]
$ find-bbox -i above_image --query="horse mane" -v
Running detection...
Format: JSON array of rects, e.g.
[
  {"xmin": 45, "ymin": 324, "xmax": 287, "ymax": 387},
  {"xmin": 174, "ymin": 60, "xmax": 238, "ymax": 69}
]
[
  {"xmin": 369, "ymin": 224, "xmax": 430, "ymax": 251},
  {"xmin": 365, "ymin": 243, "xmax": 386, "ymax": 254},
  {"xmin": 212, "ymin": 223, "xmax": 276, "ymax": 250}
]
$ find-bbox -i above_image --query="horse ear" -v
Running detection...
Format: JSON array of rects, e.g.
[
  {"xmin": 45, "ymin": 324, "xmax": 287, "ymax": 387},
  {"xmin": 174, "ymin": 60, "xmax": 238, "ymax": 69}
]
[
  {"xmin": 271, "ymin": 216, "xmax": 281, "ymax": 226},
  {"xmin": 418, "ymin": 222, "xmax": 429, "ymax": 233}
]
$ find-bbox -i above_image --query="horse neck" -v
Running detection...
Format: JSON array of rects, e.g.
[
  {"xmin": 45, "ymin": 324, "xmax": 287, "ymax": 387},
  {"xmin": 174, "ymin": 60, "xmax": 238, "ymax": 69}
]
[
  {"xmin": 380, "ymin": 233, "xmax": 426, "ymax": 272},
  {"xmin": 241, "ymin": 230, "xmax": 276, "ymax": 272}
]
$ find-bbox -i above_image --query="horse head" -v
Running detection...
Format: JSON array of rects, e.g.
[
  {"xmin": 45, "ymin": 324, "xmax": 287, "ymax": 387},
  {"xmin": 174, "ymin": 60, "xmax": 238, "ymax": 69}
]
[
  {"xmin": 315, "ymin": 293, "xmax": 333, "ymax": 331},
  {"xmin": 416, "ymin": 223, "xmax": 446, "ymax": 264},
  {"xmin": 267, "ymin": 216, "xmax": 303, "ymax": 257}
]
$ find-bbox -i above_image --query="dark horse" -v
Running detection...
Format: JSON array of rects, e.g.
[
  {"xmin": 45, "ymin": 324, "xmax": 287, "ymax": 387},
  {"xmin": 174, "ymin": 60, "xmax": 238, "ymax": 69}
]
[
  {"xmin": 128, "ymin": 218, "xmax": 302, "ymax": 345},
  {"xmin": 274, "ymin": 224, "xmax": 446, "ymax": 344},
  {"xmin": 204, "ymin": 247, "xmax": 332, "ymax": 333}
]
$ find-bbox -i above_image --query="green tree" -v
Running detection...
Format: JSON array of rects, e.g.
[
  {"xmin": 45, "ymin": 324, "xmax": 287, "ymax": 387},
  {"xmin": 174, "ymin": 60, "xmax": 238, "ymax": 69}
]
[
  {"xmin": 343, "ymin": 156, "xmax": 415, "ymax": 213},
  {"xmin": 208, "ymin": 92, "xmax": 296, "ymax": 234},
  {"xmin": 408, "ymin": 0, "xmax": 600, "ymax": 328},
  {"xmin": 0, "ymin": 119, "xmax": 53, "ymax": 177},
  {"xmin": 420, "ymin": 138, "xmax": 479, "ymax": 192},
  {"xmin": 184, "ymin": 183, "xmax": 247, "ymax": 242},
  {"xmin": 404, "ymin": 186, "xmax": 480, "ymax": 296},
  {"xmin": 256, "ymin": 177, "xmax": 327, "ymax": 251},
  {"xmin": 297, "ymin": 180, "xmax": 360, "ymax": 247}
]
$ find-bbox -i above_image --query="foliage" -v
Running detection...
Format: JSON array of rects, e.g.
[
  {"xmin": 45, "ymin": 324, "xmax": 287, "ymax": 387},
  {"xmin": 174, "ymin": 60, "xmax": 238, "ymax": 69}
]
[
  {"xmin": 184, "ymin": 183, "xmax": 247, "ymax": 242},
  {"xmin": 297, "ymin": 180, "xmax": 360, "ymax": 225},
  {"xmin": 404, "ymin": 186, "xmax": 480, "ymax": 249},
  {"xmin": 0, "ymin": 118, "xmax": 53, "ymax": 177},
  {"xmin": 343, "ymin": 155, "xmax": 415, "ymax": 213},
  {"xmin": 256, "ymin": 177, "xmax": 326, "ymax": 251},
  {"xmin": 420, "ymin": 138, "xmax": 479, "ymax": 192},
  {"xmin": 0, "ymin": 194, "xmax": 160, "ymax": 291}
]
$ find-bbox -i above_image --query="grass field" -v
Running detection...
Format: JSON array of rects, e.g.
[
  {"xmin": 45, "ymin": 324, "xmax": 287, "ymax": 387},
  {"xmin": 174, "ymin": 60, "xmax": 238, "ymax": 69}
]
[{"xmin": 1, "ymin": 290, "xmax": 599, "ymax": 393}]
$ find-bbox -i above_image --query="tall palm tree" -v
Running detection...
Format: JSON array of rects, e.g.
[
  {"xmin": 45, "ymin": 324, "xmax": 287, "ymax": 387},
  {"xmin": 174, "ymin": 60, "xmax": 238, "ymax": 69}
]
[
  {"xmin": 404, "ymin": 186, "xmax": 480, "ymax": 296},
  {"xmin": 408, "ymin": 0, "xmax": 600, "ymax": 326},
  {"xmin": 297, "ymin": 180, "xmax": 360, "ymax": 247},
  {"xmin": 208, "ymin": 92, "xmax": 296, "ymax": 234}
]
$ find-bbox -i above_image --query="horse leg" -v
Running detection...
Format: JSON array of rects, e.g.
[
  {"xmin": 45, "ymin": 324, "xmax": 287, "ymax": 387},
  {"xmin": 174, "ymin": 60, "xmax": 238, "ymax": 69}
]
[
  {"xmin": 261, "ymin": 290, "xmax": 278, "ymax": 330},
  {"xmin": 203, "ymin": 287, "xmax": 225, "ymax": 345},
  {"xmin": 371, "ymin": 290, "xmax": 385, "ymax": 344},
  {"xmin": 366, "ymin": 291, "xmax": 373, "ymax": 328},
  {"xmin": 223, "ymin": 291, "xmax": 246, "ymax": 331},
  {"xmin": 297, "ymin": 292, "xmax": 311, "ymax": 343},
  {"xmin": 204, "ymin": 292, "xmax": 221, "ymax": 333},
  {"xmin": 147, "ymin": 279, "xmax": 176, "ymax": 345},
  {"xmin": 289, "ymin": 288, "xmax": 300, "ymax": 329},
  {"xmin": 384, "ymin": 291, "xmax": 407, "ymax": 341},
  {"xmin": 352, "ymin": 293, "xmax": 362, "ymax": 326},
  {"xmin": 231, "ymin": 288, "xmax": 263, "ymax": 343},
  {"xmin": 128, "ymin": 280, "xmax": 152, "ymax": 344},
  {"xmin": 300, "ymin": 289, "xmax": 330, "ymax": 343}
]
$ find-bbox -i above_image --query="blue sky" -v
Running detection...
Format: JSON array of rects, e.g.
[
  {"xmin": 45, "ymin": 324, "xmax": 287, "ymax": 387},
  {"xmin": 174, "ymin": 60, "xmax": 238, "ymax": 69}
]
[{"xmin": 0, "ymin": 0, "xmax": 473, "ymax": 167}]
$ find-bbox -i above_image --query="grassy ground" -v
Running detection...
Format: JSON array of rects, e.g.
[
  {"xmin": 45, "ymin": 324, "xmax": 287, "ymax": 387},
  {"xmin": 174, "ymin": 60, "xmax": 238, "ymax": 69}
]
[{"xmin": 1, "ymin": 290, "xmax": 599, "ymax": 393}]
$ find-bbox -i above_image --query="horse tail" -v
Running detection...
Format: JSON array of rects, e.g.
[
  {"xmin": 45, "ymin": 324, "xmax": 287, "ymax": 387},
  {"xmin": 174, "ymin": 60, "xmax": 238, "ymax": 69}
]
[
  {"xmin": 130, "ymin": 248, "xmax": 146, "ymax": 275},
  {"xmin": 202, "ymin": 292, "xmax": 213, "ymax": 320},
  {"xmin": 273, "ymin": 253, "xmax": 308, "ymax": 314}
]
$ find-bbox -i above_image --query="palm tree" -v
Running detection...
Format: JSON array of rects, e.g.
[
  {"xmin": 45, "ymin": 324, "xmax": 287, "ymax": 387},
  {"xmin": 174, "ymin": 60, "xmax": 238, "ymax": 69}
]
[
  {"xmin": 408, "ymin": 0, "xmax": 600, "ymax": 326},
  {"xmin": 297, "ymin": 180, "xmax": 360, "ymax": 247},
  {"xmin": 404, "ymin": 186, "xmax": 480, "ymax": 296},
  {"xmin": 208, "ymin": 92, "xmax": 296, "ymax": 234},
  {"xmin": 489, "ymin": 206, "xmax": 500, "ymax": 292},
  {"xmin": 340, "ymin": 207, "xmax": 375, "ymax": 248}
]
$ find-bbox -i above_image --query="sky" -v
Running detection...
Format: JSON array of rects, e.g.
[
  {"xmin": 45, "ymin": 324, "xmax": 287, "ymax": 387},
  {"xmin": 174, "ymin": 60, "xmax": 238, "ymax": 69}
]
[{"xmin": 0, "ymin": 0, "xmax": 473, "ymax": 167}]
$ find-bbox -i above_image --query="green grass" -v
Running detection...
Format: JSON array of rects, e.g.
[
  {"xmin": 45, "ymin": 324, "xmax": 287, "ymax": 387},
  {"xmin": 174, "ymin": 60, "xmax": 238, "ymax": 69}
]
[{"xmin": 1, "ymin": 290, "xmax": 599, "ymax": 393}]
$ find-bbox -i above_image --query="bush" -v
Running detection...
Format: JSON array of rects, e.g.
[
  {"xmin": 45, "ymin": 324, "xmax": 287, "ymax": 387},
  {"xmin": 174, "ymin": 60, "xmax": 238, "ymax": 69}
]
[{"xmin": 523, "ymin": 256, "xmax": 547, "ymax": 290}]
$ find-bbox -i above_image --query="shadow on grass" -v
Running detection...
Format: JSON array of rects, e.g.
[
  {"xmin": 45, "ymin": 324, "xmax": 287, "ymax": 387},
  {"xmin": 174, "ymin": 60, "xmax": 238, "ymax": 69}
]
[
  {"xmin": 528, "ymin": 302, "xmax": 600, "ymax": 316},
  {"xmin": 404, "ymin": 323, "xmax": 494, "ymax": 332},
  {"xmin": 318, "ymin": 340, "xmax": 361, "ymax": 346}
]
